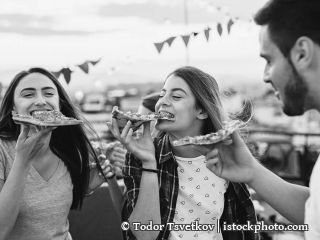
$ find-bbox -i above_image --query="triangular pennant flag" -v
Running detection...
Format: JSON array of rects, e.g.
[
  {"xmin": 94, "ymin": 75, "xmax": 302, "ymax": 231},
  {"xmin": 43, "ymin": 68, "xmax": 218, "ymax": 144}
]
[
  {"xmin": 227, "ymin": 19, "xmax": 234, "ymax": 34},
  {"xmin": 89, "ymin": 58, "xmax": 101, "ymax": 66},
  {"xmin": 51, "ymin": 70, "xmax": 62, "ymax": 79},
  {"xmin": 61, "ymin": 68, "xmax": 72, "ymax": 84},
  {"xmin": 204, "ymin": 27, "xmax": 211, "ymax": 41},
  {"xmin": 217, "ymin": 23, "xmax": 223, "ymax": 36},
  {"xmin": 181, "ymin": 34, "xmax": 190, "ymax": 47},
  {"xmin": 193, "ymin": 32, "xmax": 199, "ymax": 37},
  {"xmin": 165, "ymin": 37, "xmax": 176, "ymax": 47},
  {"xmin": 154, "ymin": 42, "xmax": 165, "ymax": 53},
  {"xmin": 77, "ymin": 61, "xmax": 89, "ymax": 74}
]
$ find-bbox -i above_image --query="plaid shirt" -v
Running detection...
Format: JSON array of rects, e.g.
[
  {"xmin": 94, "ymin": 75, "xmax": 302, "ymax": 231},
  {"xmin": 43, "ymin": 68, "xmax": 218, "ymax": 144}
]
[{"xmin": 122, "ymin": 133, "xmax": 260, "ymax": 240}]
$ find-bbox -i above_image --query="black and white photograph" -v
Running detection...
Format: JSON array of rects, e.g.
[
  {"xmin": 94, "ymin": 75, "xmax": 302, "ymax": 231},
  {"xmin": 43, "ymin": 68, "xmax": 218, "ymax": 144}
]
[{"xmin": 0, "ymin": 0, "xmax": 319, "ymax": 239}]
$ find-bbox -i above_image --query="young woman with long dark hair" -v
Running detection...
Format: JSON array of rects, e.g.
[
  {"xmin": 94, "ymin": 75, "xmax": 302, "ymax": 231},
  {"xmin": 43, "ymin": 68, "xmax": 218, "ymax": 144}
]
[{"xmin": 0, "ymin": 67, "xmax": 113, "ymax": 239}]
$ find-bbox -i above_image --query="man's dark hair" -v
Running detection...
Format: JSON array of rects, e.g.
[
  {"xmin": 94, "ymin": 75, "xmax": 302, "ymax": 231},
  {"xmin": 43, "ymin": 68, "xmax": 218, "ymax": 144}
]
[{"xmin": 254, "ymin": 0, "xmax": 320, "ymax": 57}]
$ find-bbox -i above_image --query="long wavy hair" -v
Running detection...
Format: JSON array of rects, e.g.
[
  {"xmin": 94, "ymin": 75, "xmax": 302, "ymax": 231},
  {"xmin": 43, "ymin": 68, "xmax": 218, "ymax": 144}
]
[{"xmin": 0, "ymin": 67, "xmax": 96, "ymax": 210}]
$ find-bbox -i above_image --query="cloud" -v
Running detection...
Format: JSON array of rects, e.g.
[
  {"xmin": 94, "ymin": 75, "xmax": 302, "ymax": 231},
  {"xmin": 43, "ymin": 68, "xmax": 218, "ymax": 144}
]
[
  {"xmin": 0, "ymin": 13, "xmax": 134, "ymax": 35},
  {"xmin": 97, "ymin": 2, "xmax": 224, "ymax": 24}
]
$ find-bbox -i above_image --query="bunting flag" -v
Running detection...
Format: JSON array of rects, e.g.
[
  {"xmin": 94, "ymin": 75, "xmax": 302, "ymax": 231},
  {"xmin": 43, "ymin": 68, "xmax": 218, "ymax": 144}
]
[
  {"xmin": 153, "ymin": 12, "xmax": 245, "ymax": 54},
  {"xmin": 193, "ymin": 32, "xmax": 199, "ymax": 37},
  {"xmin": 217, "ymin": 23, "xmax": 223, "ymax": 36},
  {"xmin": 227, "ymin": 19, "xmax": 234, "ymax": 34},
  {"xmin": 89, "ymin": 58, "xmax": 101, "ymax": 66},
  {"xmin": 154, "ymin": 42, "xmax": 165, "ymax": 53},
  {"xmin": 78, "ymin": 61, "xmax": 89, "ymax": 74},
  {"xmin": 61, "ymin": 68, "xmax": 72, "ymax": 84},
  {"xmin": 51, "ymin": 70, "xmax": 62, "ymax": 79},
  {"xmin": 181, "ymin": 35, "xmax": 190, "ymax": 47},
  {"xmin": 50, "ymin": 57, "xmax": 102, "ymax": 84},
  {"xmin": 204, "ymin": 27, "xmax": 211, "ymax": 41},
  {"xmin": 165, "ymin": 36, "xmax": 176, "ymax": 47}
]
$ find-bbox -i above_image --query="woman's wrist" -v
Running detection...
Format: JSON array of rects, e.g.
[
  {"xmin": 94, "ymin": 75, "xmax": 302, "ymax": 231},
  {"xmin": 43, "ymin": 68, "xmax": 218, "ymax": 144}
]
[
  {"xmin": 142, "ymin": 161, "xmax": 157, "ymax": 170},
  {"xmin": 13, "ymin": 157, "xmax": 32, "ymax": 170},
  {"xmin": 141, "ymin": 167, "xmax": 159, "ymax": 174}
]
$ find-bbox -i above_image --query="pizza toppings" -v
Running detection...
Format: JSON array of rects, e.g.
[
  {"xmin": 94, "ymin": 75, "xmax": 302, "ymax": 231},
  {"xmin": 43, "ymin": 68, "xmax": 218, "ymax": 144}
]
[
  {"xmin": 32, "ymin": 110, "xmax": 74, "ymax": 121},
  {"xmin": 111, "ymin": 106, "xmax": 175, "ymax": 131},
  {"xmin": 172, "ymin": 120, "xmax": 245, "ymax": 146},
  {"xmin": 12, "ymin": 110, "xmax": 83, "ymax": 126},
  {"xmin": 153, "ymin": 111, "xmax": 175, "ymax": 120}
]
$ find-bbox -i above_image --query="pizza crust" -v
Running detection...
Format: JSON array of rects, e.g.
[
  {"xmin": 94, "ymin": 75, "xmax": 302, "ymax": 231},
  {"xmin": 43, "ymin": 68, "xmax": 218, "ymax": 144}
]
[
  {"xmin": 111, "ymin": 106, "xmax": 174, "ymax": 131},
  {"xmin": 172, "ymin": 120, "xmax": 245, "ymax": 146},
  {"xmin": 12, "ymin": 110, "xmax": 83, "ymax": 127}
]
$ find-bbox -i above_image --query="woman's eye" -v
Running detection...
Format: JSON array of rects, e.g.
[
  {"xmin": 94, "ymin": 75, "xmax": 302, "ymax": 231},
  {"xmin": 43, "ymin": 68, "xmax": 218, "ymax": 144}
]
[
  {"xmin": 45, "ymin": 92, "xmax": 54, "ymax": 96},
  {"xmin": 172, "ymin": 96, "xmax": 181, "ymax": 99},
  {"xmin": 23, "ymin": 93, "xmax": 33, "ymax": 97}
]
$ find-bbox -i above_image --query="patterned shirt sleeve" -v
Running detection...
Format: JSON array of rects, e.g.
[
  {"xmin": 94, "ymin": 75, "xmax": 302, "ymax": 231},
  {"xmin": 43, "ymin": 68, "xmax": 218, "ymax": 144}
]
[{"xmin": 121, "ymin": 151, "xmax": 143, "ymax": 240}]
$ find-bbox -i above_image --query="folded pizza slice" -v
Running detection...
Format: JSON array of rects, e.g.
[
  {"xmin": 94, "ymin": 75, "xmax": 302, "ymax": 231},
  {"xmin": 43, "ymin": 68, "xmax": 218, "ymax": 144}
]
[
  {"xmin": 111, "ymin": 106, "xmax": 175, "ymax": 131},
  {"xmin": 12, "ymin": 110, "xmax": 83, "ymax": 127},
  {"xmin": 172, "ymin": 120, "xmax": 245, "ymax": 146}
]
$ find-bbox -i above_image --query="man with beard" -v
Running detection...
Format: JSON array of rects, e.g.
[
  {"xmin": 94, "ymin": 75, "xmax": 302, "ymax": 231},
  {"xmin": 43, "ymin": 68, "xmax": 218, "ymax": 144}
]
[{"xmin": 206, "ymin": 0, "xmax": 320, "ymax": 239}]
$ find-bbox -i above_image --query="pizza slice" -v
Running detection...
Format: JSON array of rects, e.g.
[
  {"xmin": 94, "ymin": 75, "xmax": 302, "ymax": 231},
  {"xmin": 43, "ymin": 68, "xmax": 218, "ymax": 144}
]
[
  {"xmin": 172, "ymin": 120, "xmax": 245, "ymax": 146},
  {"xmin": 12, "ymin": 110, "xmax": 83, "ymax": 127},
  {"xmin": 111, "ymin": 106, "xmax": 175, "ymax": 131}
]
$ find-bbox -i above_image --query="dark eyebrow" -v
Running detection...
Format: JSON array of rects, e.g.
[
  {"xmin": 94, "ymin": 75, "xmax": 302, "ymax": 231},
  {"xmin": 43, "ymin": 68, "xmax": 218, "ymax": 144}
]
[
  {"xmin": 42, "ymin": 87, "xmax": 56, "ymax": 91},
  {"xmin": 172, "ymin": 88, "xmax": 187, "ymax": 95},
  {"xmin": 21, "ymin": 87, "xmax": 56, "ymax": 92},
  {"xmin": 21, "ymin": 87, "xmax": 36, "ymax": 92},
  {"xmin": 160, "ymin": 88, "xmax": 187, "ymax": 94}
]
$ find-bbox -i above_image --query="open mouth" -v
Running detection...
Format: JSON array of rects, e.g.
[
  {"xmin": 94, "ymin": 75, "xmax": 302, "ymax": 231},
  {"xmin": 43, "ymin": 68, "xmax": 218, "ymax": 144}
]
[
  {"xmin": 29, "ymin": 109, "xmax": 52, "ymax": 115},
  {"xmin": 157, "ymin": 111, "xmax": 175, "ymax": 120}
]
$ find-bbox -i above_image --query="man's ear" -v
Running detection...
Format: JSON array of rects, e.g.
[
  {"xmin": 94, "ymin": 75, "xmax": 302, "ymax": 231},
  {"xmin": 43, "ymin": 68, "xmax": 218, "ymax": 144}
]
[
  {"xmin": 197, "ymin": 109, "xmax": 208, "ymax": 120},
  {"xmin": 290, "ymin": 36, "xmax": 314, "ymax": 71}
]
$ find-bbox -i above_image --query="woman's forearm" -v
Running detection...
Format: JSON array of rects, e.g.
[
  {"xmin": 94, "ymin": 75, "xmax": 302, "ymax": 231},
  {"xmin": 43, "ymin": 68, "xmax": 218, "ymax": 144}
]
[{"xmin": 0, "ymin": 159, "xmax": 30, "ymax": 239}]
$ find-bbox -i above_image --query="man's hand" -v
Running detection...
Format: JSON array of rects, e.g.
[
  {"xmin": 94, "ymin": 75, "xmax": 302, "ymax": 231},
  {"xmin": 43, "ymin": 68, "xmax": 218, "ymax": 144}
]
[{"xmin": 206, "ymin": 131, "xmax": 259, "ymax": 184}]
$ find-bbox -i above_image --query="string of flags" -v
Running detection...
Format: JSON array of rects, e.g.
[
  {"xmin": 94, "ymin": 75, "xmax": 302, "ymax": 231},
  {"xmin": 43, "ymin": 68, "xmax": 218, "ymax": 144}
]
[
  {"xmin": 51, "ymin": 58, "xmax": 101, "ymax": 84},
  {"xmin": 154, "ymin": 18, "xmax": 234, "ymax": 54}
]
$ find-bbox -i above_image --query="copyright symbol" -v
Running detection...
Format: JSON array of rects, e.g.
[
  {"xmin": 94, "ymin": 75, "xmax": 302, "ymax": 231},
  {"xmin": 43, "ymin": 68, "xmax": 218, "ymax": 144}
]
[{"xmin": 121, "ymin": 221, "xmax": 130, "ymax": 231}]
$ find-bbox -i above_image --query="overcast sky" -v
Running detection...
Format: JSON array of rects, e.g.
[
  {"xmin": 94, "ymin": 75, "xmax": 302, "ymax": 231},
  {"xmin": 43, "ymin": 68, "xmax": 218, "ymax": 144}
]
[{"xmin": 0, "ymin": 0, "xmax": 269, "ymax": 93}]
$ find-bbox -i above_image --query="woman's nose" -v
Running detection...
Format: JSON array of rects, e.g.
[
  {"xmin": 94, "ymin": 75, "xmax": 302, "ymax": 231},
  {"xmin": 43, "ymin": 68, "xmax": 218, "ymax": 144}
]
[
  {"xmin": 34, "ymin": 95, "xmax": 46, "ymax": 106},
  {"xmin": 157, "ymin": 95, "xmax": 170, "ymax": 107}
]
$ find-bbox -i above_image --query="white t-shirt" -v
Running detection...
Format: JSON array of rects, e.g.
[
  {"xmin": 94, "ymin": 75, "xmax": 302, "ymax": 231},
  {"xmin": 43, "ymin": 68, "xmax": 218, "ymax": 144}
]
[
  {"xmin": 169, "ymin": 155, "xmax": 228, "ymax": 240},
  {"xmin": 305, "ymin": 157, "xmax": 320, "ymax": 240}
]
